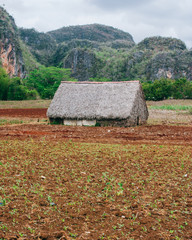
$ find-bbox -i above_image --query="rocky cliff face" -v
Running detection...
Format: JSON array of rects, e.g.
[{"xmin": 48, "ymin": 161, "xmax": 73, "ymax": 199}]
[
  {"xmin": 0, "ymin": 7, "xmax": 25, "ymax": 78},
  {"xmin": 63, "ymin": 48, "xmax": 102, "ymax": 81},
  {"xmin": 123, "ymin": 37, "xmax": 192, "ymax": 81},
  {"xmin": 147, "ymin": 50, "xmax": 192, "ymax": 80}
]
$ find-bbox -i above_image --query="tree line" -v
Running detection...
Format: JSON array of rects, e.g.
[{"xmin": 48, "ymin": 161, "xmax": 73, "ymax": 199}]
[
  {"xmin": 0, "ymin": 66, "xmax": 192, "ymax": 101},
  {"xmin": 142, "ymin": 78, "xmax": 192, "ymax": 100},
  {"xmin": 0, "ymin": 67, "xmax": 75, "ymax": 100}
]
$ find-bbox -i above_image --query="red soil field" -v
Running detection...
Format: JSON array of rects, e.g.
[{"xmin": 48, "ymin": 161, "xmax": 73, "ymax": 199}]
[
  {"xmin": 0, "ymin": 108, "xmax": 47, "ymax": 118},
  {"xmin": 0, "ymin": 108, "xmax": 192, "ymax": 239},
  {"xmin": 0, "ymin": 108, "xmax": 192, "ymax": 146}
]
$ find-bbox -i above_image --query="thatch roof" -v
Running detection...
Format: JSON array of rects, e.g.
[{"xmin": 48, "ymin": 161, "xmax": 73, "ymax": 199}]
[{"xmin": 47, "ymin": 81, "xmax": 147, "ymax": 120}]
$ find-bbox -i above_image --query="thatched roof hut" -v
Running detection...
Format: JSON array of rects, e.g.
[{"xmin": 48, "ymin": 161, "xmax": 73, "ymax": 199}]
[{"xmin": 47, "ymin": 81, "xmax": 148, "ymax": 127}]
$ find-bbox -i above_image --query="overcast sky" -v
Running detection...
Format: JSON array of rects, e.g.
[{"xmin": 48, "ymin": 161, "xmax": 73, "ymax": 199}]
[{"xmin": 1, "ymin": 0, "xmax": 192, "ymax": 48}]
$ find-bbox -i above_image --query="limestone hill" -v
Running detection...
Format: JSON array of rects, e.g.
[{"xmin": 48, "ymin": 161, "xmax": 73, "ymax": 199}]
[{"xmin": 1, "ymin": 6, "xmax": 192, "ymax": 81}]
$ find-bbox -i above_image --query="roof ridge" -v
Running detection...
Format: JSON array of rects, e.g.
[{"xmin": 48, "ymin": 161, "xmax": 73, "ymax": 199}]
[{"xmin": 61, "ymin": 81, "xmax": 140, "ymax": 84}]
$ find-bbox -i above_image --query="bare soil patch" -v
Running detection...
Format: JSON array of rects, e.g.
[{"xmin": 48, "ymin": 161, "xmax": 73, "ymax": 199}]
[
  {"xmin": 0, "ymin": 108, "xmax": 47, "ymax": 118},
  {"xmin": 0, "ymin": 124, "xmax": 192, "ymax": 146}
]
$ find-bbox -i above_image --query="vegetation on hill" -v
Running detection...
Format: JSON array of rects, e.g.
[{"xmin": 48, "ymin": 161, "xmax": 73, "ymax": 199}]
[
  {"xmin": 49, "ymin": 40, "xmax": 100, "ymax": 67},
  {"xmin": 121, "ymin": 37, "xmax": 192, "ymax": 81},
  {"xmin": 19, "ymin": 39, "xmax": 41, "ymax": 73},
  {"xmin": 19, "ymin": 28, "xmax": 57, "ymax": 66},
  {"xmin": 47, "ymin": 24, "xmax": 135, "ymax": 43},
  {"xmin": 136, "ymin": 36, "xmax": 186, "ymax": 51},
  {"xmin": 19, "ymin": 24, "xmax": 135, "ymax": 81}
]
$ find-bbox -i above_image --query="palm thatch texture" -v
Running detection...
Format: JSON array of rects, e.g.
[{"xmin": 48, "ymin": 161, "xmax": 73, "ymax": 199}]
[{"xmin": 47, "ymin": 81, "xmax": 148, "ymax": 127}]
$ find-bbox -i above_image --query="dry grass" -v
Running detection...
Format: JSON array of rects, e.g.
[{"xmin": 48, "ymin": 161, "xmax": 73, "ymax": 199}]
[
  {"xmin": 147, "ymin": 99, "xmax": 192, "ymax": 107},
  {"xmin": 0, "ymin": 100, "xmax": 51, "ymax": 109},
  {"xmin": 147, "ymin": 99, "xmax": 192, "ymax": 125}
]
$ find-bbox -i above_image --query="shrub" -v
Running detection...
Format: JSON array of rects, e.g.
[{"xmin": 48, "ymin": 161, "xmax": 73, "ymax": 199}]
[
  {"xmin": 172, "ymin": 78, "xmax": 192, "ymax": 99},
  {"xmin": 24, "ymin": 66, "xmax": 76, "ymax": 99},
  {"xmin": 7, "ymin": 78, "xmax": 28, "ymax": 100},
  {"xmin": 142, "ymin": 78, "xmax": 173, "ymax": 101},
  {"xmin": 142, "ymin": 78, "xmax": 192, "ymax": 100},
  {"xmin": 0, "ymin": 68, "xmax": 10, "ymax": 100}
]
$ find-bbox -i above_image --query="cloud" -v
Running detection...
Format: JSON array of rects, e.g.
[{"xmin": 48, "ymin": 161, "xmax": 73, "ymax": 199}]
[
  {"xmin": 0, "ymin": 0, "xmax": 94, "ymax": 31},
  {"xmin": 90, "ymin": 0, "xmax": 153, "ymax": 11}
]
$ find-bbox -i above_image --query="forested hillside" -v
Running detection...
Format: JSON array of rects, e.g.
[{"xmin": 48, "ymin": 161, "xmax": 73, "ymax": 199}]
[
  {"xmin": 18, "ymin": 23, "xmax": 192, "ymax": 82},
  {"xmin": 0, "ymin": 6, "xmax": 192, "ymax": 100}
]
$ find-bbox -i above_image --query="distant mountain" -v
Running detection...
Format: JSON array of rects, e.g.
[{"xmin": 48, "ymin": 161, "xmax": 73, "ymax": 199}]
[
  {"xmin": 124, "ymin": 37, "xmax": 192, "ymax": 81},
  {"xmin": 136, "ymin": 36, "xmax": 186, "ymax": 51},
  {"xmin": 47, "ymin": 24, "xmax": 135, "ymax": 43},
  {"xmin": 19, "ymin": 24, "xmax": 135, "ymax": 80},
  {"xmin": 1, "ymin": 6, "xmax": 192, "ymax": 81}
]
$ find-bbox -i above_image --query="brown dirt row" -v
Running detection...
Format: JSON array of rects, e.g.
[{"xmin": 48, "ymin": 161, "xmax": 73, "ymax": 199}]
[
  {"xmin": 0, "ymin": 124, "xmax": 192, "ymax": 146},
  {"xmin": 0, "ymin": 108, "xmax": 191, "ymax": 146},
  {"xmin": 0, "ymin": 108, "xmax": 47, "ymax": 118}
]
